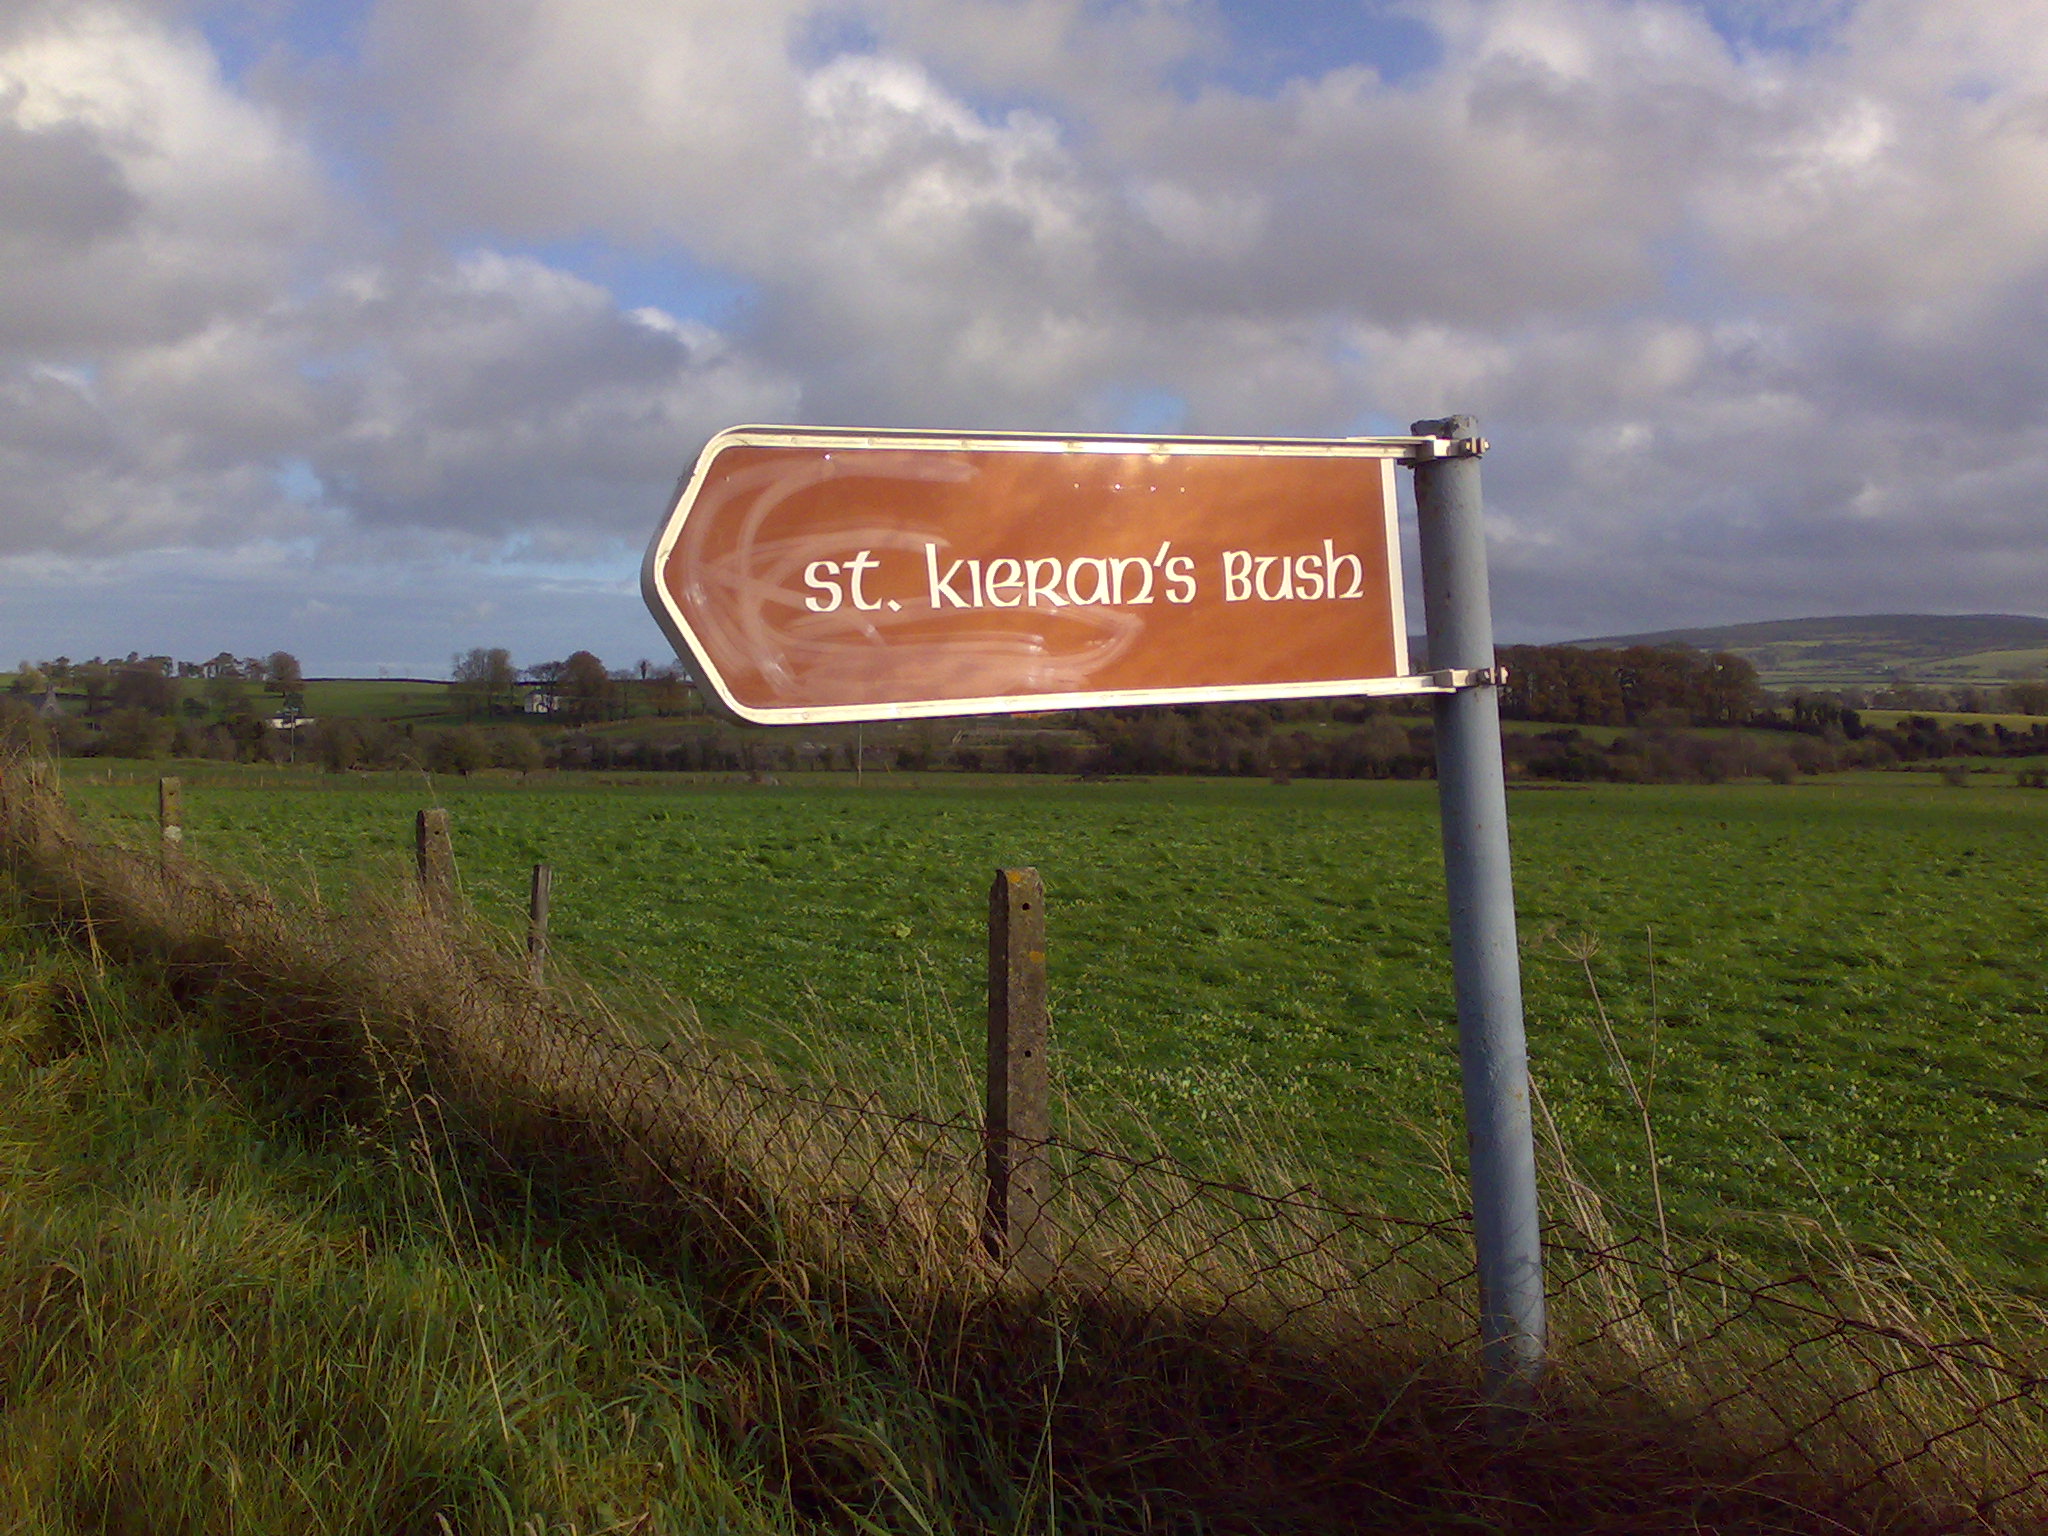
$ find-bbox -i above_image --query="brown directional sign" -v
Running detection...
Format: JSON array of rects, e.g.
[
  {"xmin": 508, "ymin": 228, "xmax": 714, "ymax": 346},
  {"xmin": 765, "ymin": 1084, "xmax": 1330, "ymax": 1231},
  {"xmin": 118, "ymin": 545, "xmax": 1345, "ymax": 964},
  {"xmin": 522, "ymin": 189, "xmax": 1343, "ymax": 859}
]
[{"xmin": 642, "ymin": 425, "xmax": 1440, "ymax": 724}]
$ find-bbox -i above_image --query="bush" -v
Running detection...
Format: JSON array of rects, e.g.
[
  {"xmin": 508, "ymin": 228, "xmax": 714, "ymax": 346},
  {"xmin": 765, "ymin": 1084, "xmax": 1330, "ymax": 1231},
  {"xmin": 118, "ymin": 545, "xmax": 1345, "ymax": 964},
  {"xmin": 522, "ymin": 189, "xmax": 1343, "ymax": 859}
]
[
  {"xmin": 98, "ymin": 708, "xmax": 174, "ymax": 760},
  {"xmin": 424, "ymin": 726, "xmax": 491, "ymax": 777},
  {"xmin": 0, "ymin": 700, "xmax": 50, "ymax": 756},
  {"xmin": 490, "ymin": 729, "xmax": 544, "ymax": 773}
]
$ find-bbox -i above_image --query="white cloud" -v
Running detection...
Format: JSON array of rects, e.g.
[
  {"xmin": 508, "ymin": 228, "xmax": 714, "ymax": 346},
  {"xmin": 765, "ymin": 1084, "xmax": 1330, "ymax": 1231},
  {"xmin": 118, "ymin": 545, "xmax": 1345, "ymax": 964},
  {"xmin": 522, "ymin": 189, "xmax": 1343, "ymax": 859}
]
[
  {"xmin": 6, "ymin": 0, "xmax": 2048, "ymax": 669},
  {"xmin": 361, "ymin": 0, "xmax": 818, "ymax": 251},
  {"xmin": 0, "ymin": 4, "xmax": 331, "ymax": 351},
  {"xmin": 303, "ymin": 251, "xmax": 799, "ymax": 536},
  {"xmin": 0, "ymin": 2, "xmax": 799, "ymax": 564}
]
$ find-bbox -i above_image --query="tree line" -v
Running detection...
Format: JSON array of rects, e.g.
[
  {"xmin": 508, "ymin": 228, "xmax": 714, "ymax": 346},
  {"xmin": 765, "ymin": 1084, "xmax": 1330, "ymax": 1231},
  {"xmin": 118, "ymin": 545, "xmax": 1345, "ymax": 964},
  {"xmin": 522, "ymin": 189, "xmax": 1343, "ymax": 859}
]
[
  {"xmin": 281, "ymin": 705, "xmax": 2042, "ymax": 787},
  {"xmin": 1497, "ymin": 643, "xmax": 2048, "ymax": 727},
  {"xmin": 5, "ymin": 641, "xmax": 2046, "ymax": 786},
  {"xmin": 2, "ymin": 643, "xmax": 699, "ymax": 749}
]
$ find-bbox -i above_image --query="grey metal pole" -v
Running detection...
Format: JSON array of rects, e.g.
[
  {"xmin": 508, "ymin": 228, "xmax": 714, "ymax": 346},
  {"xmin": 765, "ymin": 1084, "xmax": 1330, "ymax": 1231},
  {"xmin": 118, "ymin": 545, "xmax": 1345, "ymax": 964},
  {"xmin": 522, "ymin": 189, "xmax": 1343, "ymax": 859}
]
[{"xmin": 1410, "ymin": 414, "xmax": 1546, "ymax": 1403}]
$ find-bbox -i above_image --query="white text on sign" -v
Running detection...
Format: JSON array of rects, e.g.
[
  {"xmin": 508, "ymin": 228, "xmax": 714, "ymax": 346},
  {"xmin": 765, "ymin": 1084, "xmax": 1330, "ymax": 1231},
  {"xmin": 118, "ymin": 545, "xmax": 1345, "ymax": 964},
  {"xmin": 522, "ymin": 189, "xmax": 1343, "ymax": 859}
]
[{"xmin": 799, "ymin": 541, "xmax": 1374, "ymax": 614}]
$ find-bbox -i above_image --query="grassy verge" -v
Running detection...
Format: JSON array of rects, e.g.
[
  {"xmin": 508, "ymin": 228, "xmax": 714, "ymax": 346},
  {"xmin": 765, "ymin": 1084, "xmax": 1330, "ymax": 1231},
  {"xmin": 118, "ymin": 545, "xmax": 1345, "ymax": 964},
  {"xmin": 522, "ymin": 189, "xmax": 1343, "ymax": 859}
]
[
  {"xmin": 0, "ymin": 885, "xmax": 808, "ymax": 1529},
  {"xmin": 3, "ymin": 754, "xmax": 2044, "ymax": 1532}
]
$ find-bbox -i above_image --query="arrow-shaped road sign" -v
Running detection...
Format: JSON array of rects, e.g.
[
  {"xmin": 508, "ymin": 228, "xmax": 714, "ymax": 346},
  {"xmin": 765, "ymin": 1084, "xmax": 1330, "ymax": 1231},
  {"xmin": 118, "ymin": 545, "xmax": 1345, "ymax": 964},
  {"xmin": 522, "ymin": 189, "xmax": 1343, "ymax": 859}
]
[{"xmin": 643, "ymin": 425, "xmax": 1448, "ymax": 725}]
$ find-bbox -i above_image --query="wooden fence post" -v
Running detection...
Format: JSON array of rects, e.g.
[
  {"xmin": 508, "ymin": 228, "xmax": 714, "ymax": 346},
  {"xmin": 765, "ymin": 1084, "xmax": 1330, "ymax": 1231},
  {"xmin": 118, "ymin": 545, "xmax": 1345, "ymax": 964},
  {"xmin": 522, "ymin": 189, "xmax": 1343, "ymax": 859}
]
[
  {"xmin": 985, "ymin": 867, "xmax": 1052, "ymax": 1282},
  {"xmin": 158, "ymin": 777, "xmax": 183, "ymax": 854},
  {"xmin": 415, "ymin": 808, "xmax": 455, "ymax": 915},
  {"xmin": 527, "ymin": 863, "xmax": 552, "ymax": 984}
]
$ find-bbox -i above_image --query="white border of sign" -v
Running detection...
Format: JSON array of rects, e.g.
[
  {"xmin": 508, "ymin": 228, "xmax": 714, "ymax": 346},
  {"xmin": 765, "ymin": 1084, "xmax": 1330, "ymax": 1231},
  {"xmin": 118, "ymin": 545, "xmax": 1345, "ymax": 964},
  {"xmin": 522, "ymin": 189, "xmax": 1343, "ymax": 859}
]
[{"xmin": 643, "ymin": 425, "xmax": 1452, "ymax": 726}]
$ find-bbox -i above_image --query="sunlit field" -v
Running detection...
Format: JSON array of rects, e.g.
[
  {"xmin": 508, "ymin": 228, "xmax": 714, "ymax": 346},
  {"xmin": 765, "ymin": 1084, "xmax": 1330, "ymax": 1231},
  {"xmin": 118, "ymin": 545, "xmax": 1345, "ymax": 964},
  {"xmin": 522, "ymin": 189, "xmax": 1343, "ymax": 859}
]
[{"xmin": 66, "ymin": 767, "xmax": 2048, "ymax": 1292}]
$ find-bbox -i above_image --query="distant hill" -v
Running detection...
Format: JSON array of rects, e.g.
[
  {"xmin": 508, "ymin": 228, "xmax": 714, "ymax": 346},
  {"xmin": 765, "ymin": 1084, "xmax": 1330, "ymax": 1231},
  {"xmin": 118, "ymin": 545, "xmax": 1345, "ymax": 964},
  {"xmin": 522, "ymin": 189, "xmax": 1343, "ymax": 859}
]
[{"xmin": 1562, "ymin": 614, "xmax": 2048, "ymax": 690}]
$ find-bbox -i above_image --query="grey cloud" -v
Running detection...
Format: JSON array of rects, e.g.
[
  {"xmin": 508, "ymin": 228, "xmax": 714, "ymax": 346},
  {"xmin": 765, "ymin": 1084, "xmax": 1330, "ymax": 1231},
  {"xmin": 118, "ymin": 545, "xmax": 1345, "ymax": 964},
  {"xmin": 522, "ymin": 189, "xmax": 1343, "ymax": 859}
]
[
  {"xmin": 301, "ymin": 254, "xmax": 799, "ymax": 536},
  {"xmin": 337, "ymin": 0, "xmax": 2048, "ymax": 643},
  {"xmin": 0, "ymin": 5, "xmax": 333, "ymax": 353},
  {"xmin": 0, "ymin": 246, "xmax": 800, "ymax": 556},
  {"xmin": 360, "ymin": 0, "xmax": 817, "ymax": 250},
  {"xmin": 0, "ymin": 4, "xmax": 800, "ymax": 562},
  {"xmin": 0, "ymin": 115, "xmax": 138, "ymax": 251}
]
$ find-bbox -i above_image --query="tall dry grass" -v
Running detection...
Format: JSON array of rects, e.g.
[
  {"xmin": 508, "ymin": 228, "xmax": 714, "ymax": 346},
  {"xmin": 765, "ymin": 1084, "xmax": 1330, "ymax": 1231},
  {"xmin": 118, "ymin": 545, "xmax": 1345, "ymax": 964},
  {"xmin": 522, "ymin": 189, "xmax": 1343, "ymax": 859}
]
[{"xmin": 2, "ymin": 751, "xmax": 2043, "ymax": 1533}]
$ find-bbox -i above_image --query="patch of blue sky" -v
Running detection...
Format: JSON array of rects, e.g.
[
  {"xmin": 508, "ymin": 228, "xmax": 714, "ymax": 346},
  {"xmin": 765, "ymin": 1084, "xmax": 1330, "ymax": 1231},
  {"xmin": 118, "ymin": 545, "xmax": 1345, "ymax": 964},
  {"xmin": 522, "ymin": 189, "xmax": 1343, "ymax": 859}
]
[
  {"xmin": 1619, "ymin": 226, "xmax": 1782, "ymax": 331},
  {"xmin": 194, "ymin": 0, "xmax": 370, "ymax": 86},
  {"xmin": 188, "ymin": 2, "xmax": 383, "ymax": 204},
  {"xmin": 1649, "ymin": 226, "xmax": 1752, "ymax": 320},
  {"xmin": 1194, "ymin": 0, "xmax": 1442, "ymax": 96},
  {"xmin": 303, "ymin": 132, "xmax": 382, "ymax": 203},
  {"xmin": 1948, "ymin": 74, "xmax": 2002, "ymax": 106},
  {"xmin": 510, "ymin": 238, "xmax": 759, "ymax": 329},
  {"xmin": 1089, "ymin": 385, "xmax": 1191, "ymax": 435},
  {"xmin": 276, "ymin": 534, "xmax": 333, "ymax": 564},
  {"xmin": 1343, "ymin": 409, "xmax": 1410, "ymax": 439},
  {"xmin": 274, "ymin": 458, "xmax": 325, "ymax": 503},
  {"xmin": 1691, "ymin": 0, "xmax": 1854, "ymax": 61},
  {"xmin": 491, "ymin": 535, "xmax": 638, "ymax": 584},
  {"xmin": 793, "ymin": 6, "xmax": 1088, "ymax": 146},
  {"xmin": 32, "ymin": 361, "xmax": 99, "ymax": 395},
  {"xmin": 789, "ymin": 6, "xmax": 884, "ymax": 71}
]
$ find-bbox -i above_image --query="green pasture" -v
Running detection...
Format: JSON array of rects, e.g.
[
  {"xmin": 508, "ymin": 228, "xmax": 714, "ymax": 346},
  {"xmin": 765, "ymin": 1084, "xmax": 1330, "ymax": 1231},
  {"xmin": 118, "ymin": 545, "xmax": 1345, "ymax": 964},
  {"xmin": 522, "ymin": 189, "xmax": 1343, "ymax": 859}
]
[
  {"xmin": 299, "ymin": 677, "xmax": 457, "ymax": 721},
  {"xmin": 1860, "ymin": 708, "xmax": 2046, "ymax": 731},
  {"xmin": 62, "ymin": 769, "xmax": 2048, "ymax": 1293},
  {"xmin": 1916, "ymin": 646, "xmax": 2048, "ymax": 683},
  {"xmin": 1739, "ymin": 638, "xmax": 2048, "ymax": 690}
]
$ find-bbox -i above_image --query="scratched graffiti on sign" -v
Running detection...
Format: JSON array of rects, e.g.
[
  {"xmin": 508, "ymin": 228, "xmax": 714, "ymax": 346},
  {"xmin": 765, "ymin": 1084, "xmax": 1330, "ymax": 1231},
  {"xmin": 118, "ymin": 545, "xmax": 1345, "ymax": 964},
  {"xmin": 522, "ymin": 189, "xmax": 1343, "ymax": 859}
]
[{"xmin": 643, "ymin": 430, "xmax": 1418, "ymax": 724}]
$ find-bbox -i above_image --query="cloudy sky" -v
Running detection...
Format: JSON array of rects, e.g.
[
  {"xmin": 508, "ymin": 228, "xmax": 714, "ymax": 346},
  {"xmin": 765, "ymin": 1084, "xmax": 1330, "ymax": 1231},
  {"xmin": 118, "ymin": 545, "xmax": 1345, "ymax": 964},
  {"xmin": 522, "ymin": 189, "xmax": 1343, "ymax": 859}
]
[{"xmin": 4, "ymin": 0, "xmax": 2045, "ymax": 678}]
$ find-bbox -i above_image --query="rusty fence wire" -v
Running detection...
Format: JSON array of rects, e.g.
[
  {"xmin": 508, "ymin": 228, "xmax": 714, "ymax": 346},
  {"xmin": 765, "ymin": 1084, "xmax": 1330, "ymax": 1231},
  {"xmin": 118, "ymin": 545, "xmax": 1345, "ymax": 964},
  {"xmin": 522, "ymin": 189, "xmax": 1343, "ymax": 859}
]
[{"xmin": 507, "ymin": 992, "xmax": 2048, "ymax": 1532}]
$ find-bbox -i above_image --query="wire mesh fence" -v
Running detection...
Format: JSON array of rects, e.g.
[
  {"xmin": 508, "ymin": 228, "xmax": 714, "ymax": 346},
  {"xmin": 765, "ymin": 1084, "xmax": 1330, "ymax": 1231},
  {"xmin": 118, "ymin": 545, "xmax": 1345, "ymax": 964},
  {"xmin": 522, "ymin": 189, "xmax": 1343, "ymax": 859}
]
[
  {"xmin": 507, "ymin": 982, "xmax": 2046, "ymax": 1531},
  {"xmin": 596, "ymin": 1020, "xmax": 2048, "ymax": 1531},
  {"xmin": 3, "ymin": 756, "xmax": 2043, "ymax": 1532}
]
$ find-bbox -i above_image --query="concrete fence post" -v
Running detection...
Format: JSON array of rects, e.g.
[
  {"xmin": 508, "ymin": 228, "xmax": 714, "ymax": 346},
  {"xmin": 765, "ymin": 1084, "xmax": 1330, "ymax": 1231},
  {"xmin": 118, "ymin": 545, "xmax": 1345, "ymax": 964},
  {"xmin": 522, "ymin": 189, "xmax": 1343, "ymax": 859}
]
[
  {"xmin": 985, "ymin": 867, "xmax": 1052, "ymax": 1283},
  {"xmin": 158, "ymin": 777, "xmax": 183, "ymax": 855},
  {"xmin": 415, "ymin": 808, "xmax": 456, "ymax": 916},
  {"xmin": 528, "ymin": 863, "xmax": 552, "ymax": 984}
]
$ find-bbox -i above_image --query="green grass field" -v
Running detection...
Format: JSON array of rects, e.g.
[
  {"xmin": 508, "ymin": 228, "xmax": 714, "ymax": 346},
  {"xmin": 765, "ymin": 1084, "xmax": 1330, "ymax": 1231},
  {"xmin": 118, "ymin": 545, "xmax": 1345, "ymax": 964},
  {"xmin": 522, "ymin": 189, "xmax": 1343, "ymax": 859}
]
[
  {"xmin": 1915, "ymin": 646, "xmax": 2048, "ymax": 683},
  {"xmin": 1742, "ymin": 644, "xmax": 2048, "ymax": 689},
  {"xmin": 60, "ymin": 768, "xmax": 2048, "ymax": 1295},
  {"xmin": 1859, "ymin": 707, "xmax": 2046, "ymax": 731},
  {"xmin": 299, "ymin": 677, "xmax": 458, "ymax": 721}
]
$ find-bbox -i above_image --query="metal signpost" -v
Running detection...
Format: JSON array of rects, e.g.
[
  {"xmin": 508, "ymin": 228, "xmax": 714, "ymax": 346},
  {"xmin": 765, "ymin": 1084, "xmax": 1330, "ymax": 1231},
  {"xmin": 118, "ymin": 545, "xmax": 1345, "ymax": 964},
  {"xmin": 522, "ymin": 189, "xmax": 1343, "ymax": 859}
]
[
  {"xmin": 1411, "ymin": 416, "xmax": 1546, "ymax": 1401},
  {"xmin": 643, "ymin": 420, "xmax": 1545, "ymax": 1398}
]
